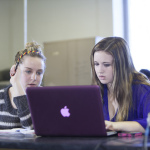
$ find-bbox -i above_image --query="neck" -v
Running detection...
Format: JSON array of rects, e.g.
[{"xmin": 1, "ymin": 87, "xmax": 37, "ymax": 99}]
[
  {"xmin": 107, "ymin": 83, "xmax": 114, "ymax": 94},
  {"xmin": 107, "ymin": 84, "xmax": 115, "ymax": 102}
]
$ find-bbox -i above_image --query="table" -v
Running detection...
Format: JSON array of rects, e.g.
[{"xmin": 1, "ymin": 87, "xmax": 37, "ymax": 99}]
[{"xmin": 0, "ymin": 134, "xmax": 150, "ymax": 150}]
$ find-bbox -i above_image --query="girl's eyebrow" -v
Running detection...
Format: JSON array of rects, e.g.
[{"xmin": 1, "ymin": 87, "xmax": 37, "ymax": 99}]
[
  {"xmin": 37, "ymin": 69, "xmax": 44, "ymax": 72},
  {"xmin": 24, "ymin": 67, "xmax": 32, "ymax": 69},
  {"xmin": 103, "ymin": 62, "xmax": 111, "ymax": 63},
  {"xmin": 24, "ymin": 67, "xmax": 44, "ymax": 71},
  {"xmin": 94, "ymin": 61, "xmax": 111, "ymax": 63}
]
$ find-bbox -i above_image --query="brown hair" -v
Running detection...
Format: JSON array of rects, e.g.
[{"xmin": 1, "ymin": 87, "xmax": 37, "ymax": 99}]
[{"xmin": 90, "ymin": 37, "xmax": 150, "ymax": 121}]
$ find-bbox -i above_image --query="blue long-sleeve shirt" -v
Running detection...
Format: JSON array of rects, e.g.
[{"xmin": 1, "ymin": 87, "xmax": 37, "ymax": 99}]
[{"xmin": 103, "ymin": 83, "xmax": 150, "ymax": 129}]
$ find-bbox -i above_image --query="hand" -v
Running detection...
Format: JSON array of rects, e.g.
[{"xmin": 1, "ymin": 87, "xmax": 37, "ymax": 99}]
[
  {"xmin": 10, "ymin": 65, "xmax": 25, "ymax": 96},
  {"xmin": 10, "ymin": 66, "xmax": 22, "ymax": 86},
  {"xmin": 105, "ymin": 120, "xmax": 117, "ymax": 131},
  {"xmin": 10, "ymin": 64, "xmax": 16, "ymax": 77}
]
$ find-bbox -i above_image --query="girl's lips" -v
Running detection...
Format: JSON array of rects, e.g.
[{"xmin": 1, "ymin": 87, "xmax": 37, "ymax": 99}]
[
  {"xmin": 28, "ymin": 84, "xmax": 36, "ymax": 87},
  {"xmin": 99, "ymin": 76, "xmax": 105, "ymax": 80}
]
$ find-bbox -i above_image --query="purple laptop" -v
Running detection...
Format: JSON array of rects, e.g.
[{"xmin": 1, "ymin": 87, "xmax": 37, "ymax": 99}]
[{"xmin": 26, "ymin": 85, "xmax": 115, "ymax": 137}]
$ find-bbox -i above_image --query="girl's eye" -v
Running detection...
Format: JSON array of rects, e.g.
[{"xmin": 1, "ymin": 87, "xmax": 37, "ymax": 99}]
[
  {"xmin": 25, "ymin": 70, "xmax": 31, "ymax": 74},
  {"xmin": 94, "ymin": 62, "xmax": 99, "ymax": 66},
  {"xmin": 37, "ymin": 72, "xmax": 43, "ymax": 75},
  {"xmin": 104, "ymin": 64, "xmax": 110, "ymax": 67}
]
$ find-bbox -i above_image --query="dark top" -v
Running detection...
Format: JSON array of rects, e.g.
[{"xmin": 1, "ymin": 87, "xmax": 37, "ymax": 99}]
[{"xmin": 0, "ymin": 85, "xmax": 32, "ymax": 129}]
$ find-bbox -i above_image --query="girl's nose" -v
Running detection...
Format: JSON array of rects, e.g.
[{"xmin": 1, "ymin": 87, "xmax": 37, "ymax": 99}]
[
  {"xmin": 31, "ymin": 73, "xmax": 37, "ymax": 81},
  {"xmin": 98, "ymin": 65, "xmax": 104, "ymax": 73}
]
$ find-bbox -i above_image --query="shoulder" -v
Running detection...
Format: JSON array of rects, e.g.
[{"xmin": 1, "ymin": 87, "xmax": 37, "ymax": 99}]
[
  {"xmin": 0, "ymin": 85, "xmax": 12, "ymax": 99},
  {"xmin": 132, "ymin": 83, "xmax": 150, "ymax": 91},
  {"xmin": 132, "ymin": 83, "xmax": 150, "ymax": 100}
]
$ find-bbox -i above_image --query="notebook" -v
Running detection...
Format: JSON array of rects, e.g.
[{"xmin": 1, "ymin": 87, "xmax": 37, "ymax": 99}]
[{"xmin": 26, "ymin": 85, "xmax": 117, "ymax": 137}]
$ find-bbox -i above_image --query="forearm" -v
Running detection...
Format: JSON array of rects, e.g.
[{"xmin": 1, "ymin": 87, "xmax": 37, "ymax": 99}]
[
  {"xmin": 13, "ymin": 95, "xmax": 33, "ymax": 129},
  {"xmin": 105, "ymin": 121, "xmax": 145, "ymax": 133},
  {"xmin": 12, "ymin": 81, "xmax": 25, "ymax": 97},
  {"xmin": 115, "ymin": 121, "xmax": 145, "ymax": 132}
]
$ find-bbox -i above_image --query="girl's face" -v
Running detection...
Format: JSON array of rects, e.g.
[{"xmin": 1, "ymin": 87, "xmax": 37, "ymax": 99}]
[
  {"xmin": 94, "ymin": 51, "xmax": 114, "ymax": 86},
  {"xmin": 19, "ymin": 56, "xmax": 45, "ymax": 90}
]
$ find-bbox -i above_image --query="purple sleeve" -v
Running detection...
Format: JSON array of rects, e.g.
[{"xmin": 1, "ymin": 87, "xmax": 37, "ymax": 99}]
[{"xmin": 132, "ymin": 84, "xmax": 150, "ymax": 129}]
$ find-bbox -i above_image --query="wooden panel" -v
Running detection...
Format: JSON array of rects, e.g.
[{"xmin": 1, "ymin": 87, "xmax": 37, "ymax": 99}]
[{"xmin": 43, "ymin": 38, "xmax": 95, "ymax": 86}]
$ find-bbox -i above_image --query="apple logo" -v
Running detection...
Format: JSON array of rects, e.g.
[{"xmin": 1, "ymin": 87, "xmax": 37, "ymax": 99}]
[{"xmin": 60, "ymin": 106, "xmax": 70, "ymax": 117}]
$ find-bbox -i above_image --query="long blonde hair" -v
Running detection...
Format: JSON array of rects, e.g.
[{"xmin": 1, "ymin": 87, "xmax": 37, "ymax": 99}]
[{"xmin": 90, "ymin": 37, "xmax": 150, "ymax": 121}]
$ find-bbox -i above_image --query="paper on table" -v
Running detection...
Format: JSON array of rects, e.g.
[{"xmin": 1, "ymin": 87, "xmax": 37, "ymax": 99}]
[{"xmin": 0, "ymin": 128, "xmax": 36, "ymax": 137}]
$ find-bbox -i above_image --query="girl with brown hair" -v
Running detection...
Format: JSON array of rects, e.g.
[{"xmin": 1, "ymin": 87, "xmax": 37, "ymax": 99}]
[{"xmin": 91, "ymin": 37, "xmax": 150, "ymax": 133}]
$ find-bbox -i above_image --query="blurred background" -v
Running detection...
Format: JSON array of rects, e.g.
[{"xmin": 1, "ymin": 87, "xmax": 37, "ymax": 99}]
[{"xmin": 0, "ymin": 0, "xmax": 150, "ymax": 88}]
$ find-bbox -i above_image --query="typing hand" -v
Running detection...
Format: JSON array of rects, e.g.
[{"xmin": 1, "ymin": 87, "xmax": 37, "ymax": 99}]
[{"xmin": 105, "ymin": 120, "xmax": 117, "ymax": 131}]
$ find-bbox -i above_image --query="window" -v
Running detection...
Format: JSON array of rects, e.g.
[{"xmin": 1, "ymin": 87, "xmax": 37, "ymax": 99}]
[{"xmin": 128, "ymin": 0, "xmax": 150, "ymax": 71}]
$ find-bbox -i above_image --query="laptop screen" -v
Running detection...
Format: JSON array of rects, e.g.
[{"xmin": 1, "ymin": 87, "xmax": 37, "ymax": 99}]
[{"xmin": 26, "ymin": 85, "xmax": 107, "ymax": 137}]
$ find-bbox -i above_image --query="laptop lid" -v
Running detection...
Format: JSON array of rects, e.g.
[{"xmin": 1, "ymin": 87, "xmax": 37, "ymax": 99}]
[{"xmin": 26, "ymin": 85, "xmax": 108, "ymax": 137}]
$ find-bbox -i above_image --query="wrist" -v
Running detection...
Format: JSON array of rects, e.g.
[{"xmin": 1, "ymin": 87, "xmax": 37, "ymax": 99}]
[
  {"xmin": 12, "ymin": 82, "xmax": 25, "ymax": 96},
  {"xmin": 113, "ymin": 122, "xmax": 121, "ymax": 131}
]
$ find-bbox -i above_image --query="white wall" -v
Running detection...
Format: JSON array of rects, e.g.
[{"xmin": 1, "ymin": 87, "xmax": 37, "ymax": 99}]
[
  {"xmin": 0, "ymin": 0, "xmax": 24, "ymax": 70},
  {"xmin": 0, "ymin": 0, "xmax": 113, "ymax": 70},
  {"xmin": 0, "ymin": 0, "xmax": 10, "ymax": 70},
  {"xmin": 27, "ymin": 0, "xmax": 113, "ymax": 43}
]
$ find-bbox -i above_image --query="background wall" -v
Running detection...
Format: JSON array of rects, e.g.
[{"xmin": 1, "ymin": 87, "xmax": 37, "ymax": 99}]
[
  {"xmin": 0, "ymin": 0, "xmax": 113, "ymax": 70},
  {"xmin": 0, "ymin": 0, "xmax": 24, "ymax": 70},
  {"xmin": 27, "ymin": 0, "xmax": 113, "ymax": 43}
]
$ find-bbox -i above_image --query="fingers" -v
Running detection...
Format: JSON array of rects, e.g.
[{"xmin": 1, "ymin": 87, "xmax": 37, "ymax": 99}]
[
  {"xmin": 10, "ymin": 66, "xmax": 21, "ymax": 86},
  {"xmin": 10, "ymin": 65, "xmax": 16, "ymax": 77},
  {"xmin": 105, "ymin": 120, "xmax": 113, "ymax": 130},
  {"xmin": 106, "ymin": 124, "xmax": 111, "ymax": 130},
  {"xmin": 15, "ymin": 66, "xmax": 21, "ymax": 77},
  {"xmin": 105, "ymin": 121, "xmax": 109, "ymax": 130}
]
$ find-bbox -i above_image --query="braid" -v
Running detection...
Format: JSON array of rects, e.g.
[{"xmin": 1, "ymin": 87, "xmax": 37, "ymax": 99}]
[
  {"xmin": 14, "ymin": 41, "xmax": 46, "ymax": 70},
  {"xmin": 16, "ymin": 49, "xmax": 41, "ymax": 63}
]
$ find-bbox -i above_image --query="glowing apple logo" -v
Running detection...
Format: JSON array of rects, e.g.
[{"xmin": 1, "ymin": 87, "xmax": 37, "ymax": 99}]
[{"xmin": 60, "ymin": 106, "xmax": 70, "ymax": 117}]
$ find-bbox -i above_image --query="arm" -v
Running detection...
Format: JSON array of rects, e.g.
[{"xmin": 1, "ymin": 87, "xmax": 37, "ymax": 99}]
[
  {"xmin": 10, "ymin": 65, "xmax": 25, "ymax": 96},
  {"xmin": 105, "ymin": 84, "xmax": 150, "ymax": 133},
  {"xmin": 10, "ymin": 65, "xmax": 32, "ymax": 129},
  {"xmin": 105, "ymin": 120, "xmax": 145, "ymax": 133},
  {"xmin": 13, "ymin": 95, "xmax": 33, "ymax": 129}
]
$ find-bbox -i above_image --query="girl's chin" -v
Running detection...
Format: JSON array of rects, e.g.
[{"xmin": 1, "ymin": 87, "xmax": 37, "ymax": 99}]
[{"xmin": 100, "ymin": 80, "xmax": 108, "ymax": 84}]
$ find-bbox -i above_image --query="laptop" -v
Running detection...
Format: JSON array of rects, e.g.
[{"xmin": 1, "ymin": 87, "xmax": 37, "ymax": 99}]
[{"xmin": 26, "ymin": 85, "xmax": 116, "ymax": 137}]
